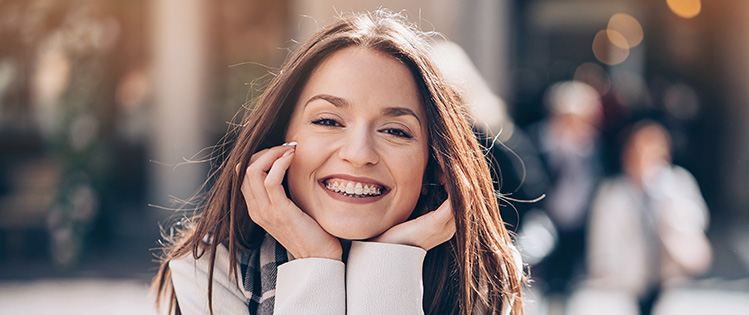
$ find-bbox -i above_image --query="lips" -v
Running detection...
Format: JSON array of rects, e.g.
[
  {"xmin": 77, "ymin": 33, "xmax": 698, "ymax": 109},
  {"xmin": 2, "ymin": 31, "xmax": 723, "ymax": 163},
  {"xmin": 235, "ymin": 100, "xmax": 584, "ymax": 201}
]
[{"xmin": 320, "ymin": 176, "xmax": 388, "ymax": 198}]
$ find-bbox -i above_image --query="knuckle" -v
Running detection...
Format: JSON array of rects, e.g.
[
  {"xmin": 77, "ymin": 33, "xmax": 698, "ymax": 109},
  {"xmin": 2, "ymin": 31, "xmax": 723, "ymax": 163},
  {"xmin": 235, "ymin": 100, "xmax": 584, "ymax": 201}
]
[
  {"xmin": 263, "ymin": 176, "xmax": 276, "ymax": 188},
  {"xmin": 247, "ymin": 163, "xmax": 261, "ymax": 173}
]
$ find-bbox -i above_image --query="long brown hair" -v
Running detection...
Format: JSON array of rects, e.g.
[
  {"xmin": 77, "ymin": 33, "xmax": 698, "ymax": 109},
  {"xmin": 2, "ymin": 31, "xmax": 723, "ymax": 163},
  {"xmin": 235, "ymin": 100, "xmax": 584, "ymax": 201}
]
[{"xmin": 152, "ymin": 9, "xmax": 524, "ymax": 315}]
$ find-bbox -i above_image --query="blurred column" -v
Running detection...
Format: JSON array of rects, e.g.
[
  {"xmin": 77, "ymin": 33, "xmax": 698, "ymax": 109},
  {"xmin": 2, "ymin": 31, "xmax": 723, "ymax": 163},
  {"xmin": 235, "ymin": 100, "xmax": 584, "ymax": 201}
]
[
  {"xmin": 460, "ymin": 0, "xmax": 512, "ymax": 98},
  {"xmin": 149, "ymin": 0, "xmax": 209, "ymax": 209},
  {"xmin": 718, "ymin": 0, "xmax": 749, "ymax": 216}
]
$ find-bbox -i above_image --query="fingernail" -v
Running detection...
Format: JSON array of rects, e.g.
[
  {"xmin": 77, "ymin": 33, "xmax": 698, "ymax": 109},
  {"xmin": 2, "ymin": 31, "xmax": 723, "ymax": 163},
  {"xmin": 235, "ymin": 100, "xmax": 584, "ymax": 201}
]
[
  {"xmin": 282, "ymin": 149, "xmax": 295, "ymax": 157},
  {"xmin": 282, "ymin": 141, "xmax": 297, "ymax": 147}
]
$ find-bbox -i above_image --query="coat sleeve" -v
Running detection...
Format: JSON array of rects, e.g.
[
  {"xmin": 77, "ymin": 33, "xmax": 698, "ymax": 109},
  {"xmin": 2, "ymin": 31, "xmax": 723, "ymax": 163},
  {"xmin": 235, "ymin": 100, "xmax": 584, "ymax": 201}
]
[
  {"xmin": 169, "ymin": 245, "xmax": 250, "ymax": 315},
  {"xmin": 274, "ymin": 258, "xmax": 346, "ymax": 315},
  {"xmin": 345, "ymin": 241, "xmax": 427, "ymax": 315},
  {"xmin": 656, "ymin": 166, "xmax": 712, "ymax": 277}
]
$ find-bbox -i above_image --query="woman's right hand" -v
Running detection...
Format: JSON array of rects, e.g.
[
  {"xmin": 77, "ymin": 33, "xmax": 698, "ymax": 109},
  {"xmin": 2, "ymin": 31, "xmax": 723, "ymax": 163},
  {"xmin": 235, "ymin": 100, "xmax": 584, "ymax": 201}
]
[{"xmin": 238, "ymin": 143, "xmax": 342, "ymax": 261}]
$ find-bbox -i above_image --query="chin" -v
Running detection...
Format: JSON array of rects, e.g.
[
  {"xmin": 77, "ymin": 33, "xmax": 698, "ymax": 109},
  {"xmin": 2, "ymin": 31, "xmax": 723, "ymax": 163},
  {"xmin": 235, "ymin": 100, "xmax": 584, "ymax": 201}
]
[{"xmin": 320, "ymin": 221, "xmax": 385, "ymax": 241}]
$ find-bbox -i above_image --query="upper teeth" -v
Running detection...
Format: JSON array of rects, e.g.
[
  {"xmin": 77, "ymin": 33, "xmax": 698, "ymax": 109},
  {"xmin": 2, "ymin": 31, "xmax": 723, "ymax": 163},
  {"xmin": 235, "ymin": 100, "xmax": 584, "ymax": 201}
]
[{"xmin": 325, "ymin": 180, "xmax": 382, "ymax": 196}]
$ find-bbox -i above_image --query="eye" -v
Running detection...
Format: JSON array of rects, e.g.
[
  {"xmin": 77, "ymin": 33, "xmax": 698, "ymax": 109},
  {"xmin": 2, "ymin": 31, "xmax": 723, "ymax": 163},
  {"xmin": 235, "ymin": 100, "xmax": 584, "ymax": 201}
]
[
  {"xmin": 311, "ymin": 118, "xmax": 343, "ymax": 127},
  {"xmin": 382, "ymin": 127, "xmax": 413, "ymax": 139}
]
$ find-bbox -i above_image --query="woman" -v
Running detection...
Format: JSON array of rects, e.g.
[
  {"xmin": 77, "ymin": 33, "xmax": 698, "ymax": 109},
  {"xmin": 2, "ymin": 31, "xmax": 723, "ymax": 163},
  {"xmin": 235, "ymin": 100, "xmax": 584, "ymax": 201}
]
[
  {"xmin": 587, "ymin": 120, "xmax": 711, "ymax": 315},
  {"xmin": 152, "ymin": 10, "xmax": 524, "ymax": 315}
]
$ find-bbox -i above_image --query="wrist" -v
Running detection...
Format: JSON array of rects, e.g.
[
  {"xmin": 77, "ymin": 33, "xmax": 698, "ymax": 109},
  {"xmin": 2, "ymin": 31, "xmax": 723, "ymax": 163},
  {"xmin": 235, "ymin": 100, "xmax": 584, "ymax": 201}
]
[{"xmin": 294, "ymin": 246, "xmax": 342, "ymax": 261}]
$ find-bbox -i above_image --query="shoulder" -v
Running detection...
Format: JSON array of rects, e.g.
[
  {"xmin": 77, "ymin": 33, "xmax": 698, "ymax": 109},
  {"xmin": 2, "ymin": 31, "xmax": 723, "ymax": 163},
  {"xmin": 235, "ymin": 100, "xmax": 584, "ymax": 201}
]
[
  {"xmin": 169, "ymin": 244, "xmax": 251, "ymax": 315},
  {"xmin": 670, "ymin": 165, "xmax": 699, "ymax": 185},
  {"xmin": 593, "ymin": 176, "xmax": 623, "ymax": 200},
  {"xmin": 169, "ymin": 243, "xmax": 236, "ymax": 279},
  {"xmin": 590, "ymin": 176, "xmax": 638, "ymax": 220}
]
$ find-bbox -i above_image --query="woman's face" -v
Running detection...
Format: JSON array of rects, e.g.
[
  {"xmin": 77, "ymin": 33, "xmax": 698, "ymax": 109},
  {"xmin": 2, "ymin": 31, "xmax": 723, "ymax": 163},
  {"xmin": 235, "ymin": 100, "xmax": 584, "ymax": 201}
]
[
  {"xmin": 623, "ymin": 125, "xmax": 670, "ymax": 182},
  {"xmin": 284, "ymin": 47, "xmax": 430, "ymax": 240}
]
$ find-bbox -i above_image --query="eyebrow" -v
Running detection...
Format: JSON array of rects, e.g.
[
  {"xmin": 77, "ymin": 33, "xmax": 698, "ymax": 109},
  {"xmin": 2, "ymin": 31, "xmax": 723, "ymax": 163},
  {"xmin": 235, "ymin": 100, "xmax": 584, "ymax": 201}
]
[
  {"xmin": 305, "ymin": 94, "xmax": 422, "ymax": 127},
  {"xmin": 383, "ymin": 107, "xmax": 422, "ymax": 127},
  {"xmin": 306, "ymin": 94, "xmax": 350, "ymax": 108}
]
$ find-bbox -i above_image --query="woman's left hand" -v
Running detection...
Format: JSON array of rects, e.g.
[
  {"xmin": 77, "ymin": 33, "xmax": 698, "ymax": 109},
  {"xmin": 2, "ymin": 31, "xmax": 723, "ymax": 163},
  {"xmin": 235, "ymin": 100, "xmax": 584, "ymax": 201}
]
[{"xmin": 371, "ymin": 197, "xmax": 456, "ymax": 251}]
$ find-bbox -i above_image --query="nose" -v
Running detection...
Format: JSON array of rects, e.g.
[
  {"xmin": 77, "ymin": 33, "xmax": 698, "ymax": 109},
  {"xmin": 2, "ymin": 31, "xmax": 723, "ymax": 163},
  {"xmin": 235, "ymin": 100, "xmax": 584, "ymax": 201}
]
[{"xmin": 338, "ymin": 125, "xmax": 379, "ymax": 167}]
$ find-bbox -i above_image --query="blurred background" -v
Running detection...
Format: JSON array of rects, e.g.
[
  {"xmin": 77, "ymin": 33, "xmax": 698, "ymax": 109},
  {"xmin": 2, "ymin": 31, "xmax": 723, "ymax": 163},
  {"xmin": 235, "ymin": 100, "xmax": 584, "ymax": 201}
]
[{"xmin": 0, "ymin": 0, "xmax": 747, "ymax": 314}]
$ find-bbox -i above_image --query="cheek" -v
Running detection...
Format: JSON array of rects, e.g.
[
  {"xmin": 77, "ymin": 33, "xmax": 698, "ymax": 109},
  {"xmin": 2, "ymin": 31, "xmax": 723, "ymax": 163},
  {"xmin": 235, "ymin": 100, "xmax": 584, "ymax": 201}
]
[
  {"xmin": 285, "ymin": 137, "xmax": 333, "ymax": 201},
  {"xmin": 284, "ymin": 127, "xmax": 314, "ymax": 186},
  {"xmin": 286, "ymin": 144, "xmax": 316, "ymax": 188},
  {"xmin": 392, "ymin": 153, "xmax": 429, "ymax": 208}
]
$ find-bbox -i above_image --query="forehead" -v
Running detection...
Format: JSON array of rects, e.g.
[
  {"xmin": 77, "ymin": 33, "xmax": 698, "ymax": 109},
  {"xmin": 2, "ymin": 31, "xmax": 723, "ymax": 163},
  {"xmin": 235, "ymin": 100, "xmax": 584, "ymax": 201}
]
[{"xmin": 298, "ymin": 47, "xmax": 426, "ymax": 116}]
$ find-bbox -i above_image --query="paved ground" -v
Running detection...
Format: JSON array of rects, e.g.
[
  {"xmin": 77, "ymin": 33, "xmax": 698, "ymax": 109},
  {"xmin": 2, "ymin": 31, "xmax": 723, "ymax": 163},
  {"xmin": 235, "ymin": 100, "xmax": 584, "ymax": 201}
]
[
  {"xmin": 0, "ymin": 277, "xmax": 747, "ymax": 315},
  {"xmin": 0, "ymin": 215, "xmax": 746, "ymax": 315},
  {"xmin": 0, "ymin": 278, "xmax": 157, "ymax": 315},
  {"xmin": 524, "ymin": 281, "xmax": 749, "ymax": 315}
]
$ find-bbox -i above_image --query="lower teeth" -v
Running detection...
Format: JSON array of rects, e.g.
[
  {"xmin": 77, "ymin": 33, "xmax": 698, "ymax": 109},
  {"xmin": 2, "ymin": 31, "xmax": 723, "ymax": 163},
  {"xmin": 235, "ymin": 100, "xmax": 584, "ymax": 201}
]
[{"xmin": 338, "ymin": 191, "xmax": 376, "ymax": 198}]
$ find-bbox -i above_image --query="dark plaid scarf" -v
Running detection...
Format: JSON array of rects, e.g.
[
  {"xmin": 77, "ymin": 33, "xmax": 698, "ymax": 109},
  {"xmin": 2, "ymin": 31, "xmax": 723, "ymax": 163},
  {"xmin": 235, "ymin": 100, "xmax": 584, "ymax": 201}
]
[{"xmin": 238, "ymin": 234, "xmax": 290, "ymax": 315}]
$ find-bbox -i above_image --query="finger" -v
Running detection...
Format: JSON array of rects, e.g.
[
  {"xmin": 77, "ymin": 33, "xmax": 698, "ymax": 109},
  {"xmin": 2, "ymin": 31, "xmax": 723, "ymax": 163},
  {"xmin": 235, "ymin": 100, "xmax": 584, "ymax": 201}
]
[
  {"xmin": 236, "ymin": 146, "xmax": 280, "ymax": 180},
  {"xmin": 240, "ymin": 167, "xmax": 260, "ymax": 216},
  {"xmin": 245, "ymin": 165, "xmax": 270, "ymax": 208},
  {"xmin": 249, "ymin": 142, "xmax": 297, "ymax": 164},
  {"xmin": 245, "ymin": 144, "xmax": 297, "ymax": 206},
  {"xmin": 427, "ymin": 198, "xmax": 456, "ymax": 244},
  {"xmin": 234, "ymin": 148, "xmax": 268, "ymax": 181},
  {"xmin": 371, "ymin": 198, "xmax": 453, "ymax": 250},
  {"xmin": 246, "ymin": 144, "xmax": 293, "ymax": 186},
  {"xmin": 248, "ymin": 145, "xmax": 293, "ymax": 173},
  {"xmin": 265, "ymin": 148, "xmax": 295, "ymax": 205},
  {"xmin": 442, "ymin": 211, "xmax": 456, "ymax": 242},
  {"xmin": 249, "ymin": 148, "xmax": 270, "ymax": 164},
  {"xmin": 432, "ymin": 198, "xmax": 454, "ymax": 229}
]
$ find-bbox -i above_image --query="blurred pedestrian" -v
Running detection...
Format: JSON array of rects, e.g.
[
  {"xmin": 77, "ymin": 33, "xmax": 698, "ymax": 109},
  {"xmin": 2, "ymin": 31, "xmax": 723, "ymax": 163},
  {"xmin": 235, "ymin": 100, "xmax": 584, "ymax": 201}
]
[
  {"xmin": 587, "ymin": 120, "xmax": 712, "ymax": 315},
  {"xmin": 529, "ymin": 81, "xmax": 604, "ymax": 303}
]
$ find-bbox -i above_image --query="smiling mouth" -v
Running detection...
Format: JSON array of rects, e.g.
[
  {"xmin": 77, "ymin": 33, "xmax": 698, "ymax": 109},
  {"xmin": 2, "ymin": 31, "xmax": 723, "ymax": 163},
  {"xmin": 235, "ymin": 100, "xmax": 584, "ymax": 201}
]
[{"xmin": 323, "ymin": 178, "xmax": 386, "ymax": 198}]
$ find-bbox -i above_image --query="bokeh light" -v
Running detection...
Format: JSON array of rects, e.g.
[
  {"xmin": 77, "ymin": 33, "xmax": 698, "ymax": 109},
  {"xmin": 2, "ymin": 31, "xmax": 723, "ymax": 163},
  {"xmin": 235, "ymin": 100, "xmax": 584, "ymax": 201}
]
[
  {"xmin": 667, "ymin": 0, "xmax": 702, "ymax": 19},
  {"xmin": 607, "ymin": 13, "xmax": 643, "ymax": 48},
  {"xmin": 574, "ymin": 62, "xmax": 611, "ymax": 96},
  {"xmin": 592, "ymin": 29, "xmax": 629, "ymax": 65}
]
